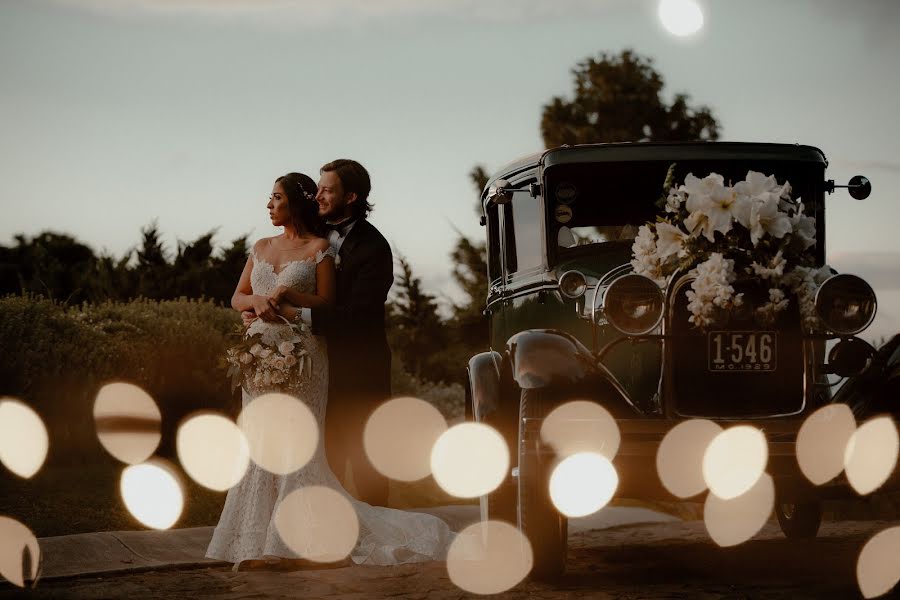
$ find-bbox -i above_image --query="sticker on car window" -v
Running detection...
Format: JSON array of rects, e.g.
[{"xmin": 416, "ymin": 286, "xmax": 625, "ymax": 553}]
[
  {"xmin": 555, "ymin": 204, "xmax": 573, "ymax": 224},
  {"xmin": 555, "ymin": 182, "xmax": 578, "ymax": 204}
]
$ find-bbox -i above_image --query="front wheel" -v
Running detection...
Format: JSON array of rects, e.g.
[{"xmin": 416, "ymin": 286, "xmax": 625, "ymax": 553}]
[
  {"xmin": 775, "ymin": 500, "xmax": 822, "ymax": 539},
  {"xmin": 517, "ymin": 388, "xmax": 567, "ymax": 581}
]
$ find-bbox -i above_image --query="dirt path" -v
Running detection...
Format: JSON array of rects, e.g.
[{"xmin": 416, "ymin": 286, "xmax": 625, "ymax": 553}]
[{"xmin": 5, "ymin": 520, "xmax": 896, "ymax": 599}]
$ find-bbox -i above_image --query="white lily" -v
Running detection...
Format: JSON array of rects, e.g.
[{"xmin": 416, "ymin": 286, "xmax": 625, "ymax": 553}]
[
  {"xmin": 749, "ymin": 194, "xmax": 792, "ymax": 245},
  {"xmin": 790, "ymin": 201, "xmax": 816, "ymax": 250},
  {"xmin": 655, "ymin": 222, "xmax": 688, "ymax": 259}
]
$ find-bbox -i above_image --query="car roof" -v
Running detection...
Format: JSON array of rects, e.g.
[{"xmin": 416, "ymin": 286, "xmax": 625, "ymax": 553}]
[{"xmin": 483, "ymin": 142, "xmax": 827, "ymax": 198}]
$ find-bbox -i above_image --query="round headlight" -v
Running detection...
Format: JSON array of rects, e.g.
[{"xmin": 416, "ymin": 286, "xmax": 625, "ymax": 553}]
[
  {"xmin": 815, "ymin": 273, "xmax": 877, "ymax": 335},
  {"xmin": 559, "ymin": 270, "xmax": 587, "ymax": 299},
  {"xmin": 602, "ymin": 274, "xmax": 664, "ymax": 335}
]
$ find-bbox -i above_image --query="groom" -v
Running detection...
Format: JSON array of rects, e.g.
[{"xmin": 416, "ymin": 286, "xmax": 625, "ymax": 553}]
[{"xmin": 306, "ymin": 159, "xmax": 393, "ymax": 507}]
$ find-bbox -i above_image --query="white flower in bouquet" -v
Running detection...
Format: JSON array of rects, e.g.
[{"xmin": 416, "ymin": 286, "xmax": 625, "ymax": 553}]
[
  {"xmin": 756, "ymin": 287, "xmax": 790, "ymax": 325},
  {"xmin": 284, "ymin": 355, "xmax": 298, "ymax": 368},
  {"xmin": 655, "ymin": 222, "xmax": 688, "ymax": 259},
  {"xmin": 789, "ymin": 202, "xmax": 816, "ymax": 250},
  {"xmin": 258, "ymin": 347, "xmax": 273, "ymax": 359},
  {"xmin": 249, "ymin": 343, "xmax": 263, "ymax": 357},
  {"xmin": 686, "ymin": 253, "xmax": 740, "ymax": 328},
  {"xmin": 270, "ymin": 371, "xmax": 285, "ymax": 385},
  {"xmin": 664, "ymin": 188, "xmax": 686, "ymax": 213},
  {"xmin": 272, "ymin": 356, "xmax": 287, "ymax": 371},
  {"xmin": 750, "ymin": 250, "xmax": 786, "ymax": 280},
  {"xmin": 748, "ymin": 194, "xmax": 792, "ymax": 246},
  {"xmin": 240, "ymin": 352, "xmax": 253, "ymax": 365},
  {"xmin": 630, "ymin": 224, "xmax": 667, "ymax": 287},
  {"xmin": 278, "ymin": 341, "xmax": 296, "ymax": 356}
]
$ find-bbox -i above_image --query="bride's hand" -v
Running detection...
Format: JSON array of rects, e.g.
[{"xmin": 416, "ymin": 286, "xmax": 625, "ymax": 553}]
[
  {"xmin": 251, "ymin": 295, "xmax": 280, "ymax": 322},
  {"xmin": 271, "ymin": 285, "xmax": 295, "ymax": 307},
  {"xmin": 241, "ymin": 310, "xmax": 257, "ymax": 327}
]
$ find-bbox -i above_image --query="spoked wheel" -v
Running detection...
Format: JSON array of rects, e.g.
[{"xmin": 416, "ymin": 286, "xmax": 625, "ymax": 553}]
[
  {"xmin": 517, "ymin": 388, "xmax": 567, "ymax": 581},
  {"xmin": 776, "ymin": 500, "xmax": 823, "ymax": 539}
]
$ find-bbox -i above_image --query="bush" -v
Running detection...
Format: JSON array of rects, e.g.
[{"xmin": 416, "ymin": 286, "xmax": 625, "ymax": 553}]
[
  {"xmin": 391, "ymin": 358, "xmax": 466, "ymax": 423},
  {"xmin": 0, "ymin": 295, "xmax": 239, "ymax": 463}
]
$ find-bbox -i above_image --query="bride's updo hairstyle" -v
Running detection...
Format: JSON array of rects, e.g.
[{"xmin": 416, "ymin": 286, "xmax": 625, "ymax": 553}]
[{"xmin": 276, "ymin": 172, "xmax": 325, "ymax": 237}]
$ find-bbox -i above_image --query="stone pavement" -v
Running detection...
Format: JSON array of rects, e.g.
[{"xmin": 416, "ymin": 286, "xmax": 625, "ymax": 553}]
[{"xmin": 19, "ymin": 505, "xmax": 678, "ymax": 583}]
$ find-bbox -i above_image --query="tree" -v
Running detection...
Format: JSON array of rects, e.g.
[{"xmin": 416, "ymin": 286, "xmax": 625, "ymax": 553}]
[
  {"xmin": 391, "ymin": 253, "xmax": 447, "ymax": 380},
  {"xmin": 134, "ymin": 222, "xmax": 173, "ymax": 299},
  {"xmin": 541, "ymin": 49, "xmax": 720, "ymax": 147}
]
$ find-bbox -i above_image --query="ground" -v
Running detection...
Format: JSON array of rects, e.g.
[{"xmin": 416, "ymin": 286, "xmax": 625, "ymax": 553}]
[{"xmin": 4, "ymin": 519, "xmax": 896, "ymax": 599}]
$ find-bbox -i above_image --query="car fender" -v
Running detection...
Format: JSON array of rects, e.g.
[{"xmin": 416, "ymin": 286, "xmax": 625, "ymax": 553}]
[
  {"xmin": 467, "ymin": 351, "xmax": 504, "ymax": 421},
  {"xmin": 506, "ymin": 329, "xmax": 594, "ymax": 389}
]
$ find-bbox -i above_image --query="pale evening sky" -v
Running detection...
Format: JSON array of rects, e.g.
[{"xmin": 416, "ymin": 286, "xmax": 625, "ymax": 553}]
[{"xmin": 1, "ymin": 0, "xmax": 898, "ymax": 340}]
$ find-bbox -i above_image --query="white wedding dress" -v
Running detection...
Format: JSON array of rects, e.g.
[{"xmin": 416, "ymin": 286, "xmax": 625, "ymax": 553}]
[{"xmin": 206, "ymin": 247, "xmax": 453, "ymax": 565}]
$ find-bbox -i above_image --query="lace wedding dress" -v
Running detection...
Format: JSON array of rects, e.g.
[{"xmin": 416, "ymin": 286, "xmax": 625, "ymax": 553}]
[{"xmin": 206, "ymin": 247, "xmax": 453, "ymax": 565}]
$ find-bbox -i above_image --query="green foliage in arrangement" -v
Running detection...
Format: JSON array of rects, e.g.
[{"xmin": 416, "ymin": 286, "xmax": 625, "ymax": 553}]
[{"xmin": 0, "ymin": 295, "xmax": 239, "ymax": 463}]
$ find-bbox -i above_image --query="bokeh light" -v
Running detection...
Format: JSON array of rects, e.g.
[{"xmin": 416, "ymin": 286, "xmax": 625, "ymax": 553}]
[
  {"xmin": 658, "ymin": 0, "xmax": 704, "ymax": 37},
  {"xmin": 540, "ymin": 400, "xmax": 620, "ymax": 460},
  {"xmin": 176, "ymin": 412, "xmax": 250, "ymax": 491},
  {"xmin": 93, "ymin": 382, "xmax": 162, "ymax": 465},
  {"xmin": 237, "ymin": 393, "xmax": 318, "ymax": 475},
  {"xmin": 703, "ymin": 425, "xmax": 768, "ymax": 500},
  {"xmin": 431, "ymin": 423, "xmax": 509, "ymax": 498},
  {"xmin": 120, "ymin": 459, "xmax": 184, "ymax": 530},
  {"xmin": 0, "ymin": 516, "xmax": 40, "ymax": 588},
  {"xmin": 549, "ymin": 452, "xmax": 618, "ymax": 517},
  {"xmin": 0, "ymin": 398, "xmax": 49, "ymax": 479},
  {"xmin": 363, "ymin": 397, "xmax": 448, "ymax": 481},
  {"xmin": 273, "ymin": 486, "xmax": 359, "ymax": 562},
  {"xmin": 857, "ymin": 526, "xmax": 900, "ymax": 599},
  {"xmin": 796, "ymin": 403, "xmax": 856, "ymax": 485},
  {"xmin": 845, "ymin": 416, "xmax": 899, "ymax": 496},
  {"xmin": 656, "ymin": 419, "xmax": 722, "ymax": 498},
  {"xmin": 446, "ymin": 520, "xmax": 532, "ymax": 595},
  {"xmin": 704, "ymin": 473, "xmax": 775, "ymax": 547}
]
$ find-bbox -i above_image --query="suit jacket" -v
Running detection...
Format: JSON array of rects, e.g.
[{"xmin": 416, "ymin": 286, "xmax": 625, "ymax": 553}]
[{"xmin": 310, "ymin": 218, "xmax": 393, "ymax": 405}]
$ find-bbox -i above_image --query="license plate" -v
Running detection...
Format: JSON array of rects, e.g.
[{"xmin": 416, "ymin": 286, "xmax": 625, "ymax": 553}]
[{"xmin": 708, "ymin": 331, "xmax": 777, "ymax": 372}]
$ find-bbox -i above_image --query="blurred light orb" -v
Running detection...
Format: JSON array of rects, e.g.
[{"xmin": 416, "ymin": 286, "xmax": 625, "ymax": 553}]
[
  {"xmin": 549, "ymin": 452, "xmax": 618, "ymax": 517},
  {"xmin": 657, "ymin": 419, "xmax": 722, "ymax": 498},
  {"xmin": 857, "ymin": 526, "xmax": 900, "ymax": 599},
  {"xmin": 0, "ymin": 398, "xmax": 49, "ymax": 479},
  {"xmin": 446, "ymin": 520, "xmax": 532, "ymax": 595},
  {"xmin": 431, "ymin": 423, "xmax": 508, "ymax": 498},
  {"xmin": 93, "ymin": 382, "xmax": 162, "ymax": 465},
  {"xmin": 845, "ymin": 416, "xmax": 899, "ymax": 496},
  {"xmin": 658, "ymin": 0, "xmax": 704, "ymax": 37},
  {"xmin": 704, "ymin": 473, "xmax": 775, "ymax": 547},
  {"xmin": 176, "ymin": 413, "xmax": 250, "ymax": 491},
  {"xmin": 238, "ymin": 393, "xmax": 318, "ymax": 475},
  {"xmin": 364, "ymin": 397, "xmax": 448, "ymax": 481},
  {"xmin": 540, "ymin": 400, "xmax": 620, "ymax": 460},
  {"xmin": 796, "ymin": 403, "xmax": 856, "ymax": 486},
  {"xmin": 0, "ymin": 516, "xmax": 40, "ymax": 588},
  {"xmin": 120, "ymin": 459, "xmax": 184, "ymax": 530},
  {"xmin": 274, "ymin": 486, "xmax": 359, "ymax": 562},
  {"xmin": 703, "ymin": 425, "xmax": 768, "ymax": 500}
]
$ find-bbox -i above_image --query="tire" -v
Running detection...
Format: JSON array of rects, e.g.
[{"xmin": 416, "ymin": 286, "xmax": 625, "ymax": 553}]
[
  {"xmin": 517, "ymin": 388, "xmax": 567, "ymax": 581},
  {"xmin": 776, "ymin": 501, "xmax": 823, "ymax": 539}
]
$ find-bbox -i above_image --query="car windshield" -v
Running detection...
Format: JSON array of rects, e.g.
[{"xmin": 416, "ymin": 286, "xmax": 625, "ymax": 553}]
[{"xmin": 546, "ymin": 159, "xmax": 820, "ymax": 258}]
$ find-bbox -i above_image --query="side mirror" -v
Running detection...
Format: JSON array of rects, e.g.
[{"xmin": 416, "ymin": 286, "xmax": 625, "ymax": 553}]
[
  {"xmin": 826, "ymin": 175, "xmax": 872, "ymax": 200},
  {"xmin": 488, "ymin": 179, "xmax": 513, "ymax": 205}
]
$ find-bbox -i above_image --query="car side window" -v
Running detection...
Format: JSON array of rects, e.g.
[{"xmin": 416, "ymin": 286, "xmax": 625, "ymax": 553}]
[
  {"xmin": 505, "ymin": 185, "xmax": 543, "ymax": 275},
  {"xmin": 486, "ymin": 203, "xmax": 501, "ymax": 284}
]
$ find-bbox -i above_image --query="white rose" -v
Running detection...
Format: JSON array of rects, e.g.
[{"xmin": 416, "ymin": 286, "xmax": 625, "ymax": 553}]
[
  {"xmin": 272, "ymin": 357, "xmax": 286, "ymax": 371},
  {"xmin": 258, "ymin": 347, "xmax": 272, "ymax": 359},
  {"xmin": 249, "ymin": 344, "xmax": 263, "ymax": 357},
  {"xmin": 284, "ymin": 355, "xmax": 298, "ymax": 368},
  {"xmin": 278, "ymin": 341, "xmax": 295, "ymax": 356}
]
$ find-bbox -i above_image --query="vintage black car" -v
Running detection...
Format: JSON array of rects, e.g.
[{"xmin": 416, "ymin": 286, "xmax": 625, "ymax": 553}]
[{"xmin": 465, "ymin": 142, "xmax": 893, "ymax": 579}]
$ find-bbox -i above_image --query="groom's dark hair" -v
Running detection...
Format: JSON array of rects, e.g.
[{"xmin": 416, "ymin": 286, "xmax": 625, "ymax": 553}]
[{"xmin": 321, "ymin": 159, "xmax": 374, "ymax": 220}]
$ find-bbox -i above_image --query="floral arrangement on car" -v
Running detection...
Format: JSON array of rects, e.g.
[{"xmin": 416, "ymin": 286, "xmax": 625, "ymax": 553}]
[
  {"xmin": 224, "ymin": 316, "xmax": 311, "ymax": 392},
  {"xmin": 630, "ymin": 165, "xmax": 832, "ymax": 330}
]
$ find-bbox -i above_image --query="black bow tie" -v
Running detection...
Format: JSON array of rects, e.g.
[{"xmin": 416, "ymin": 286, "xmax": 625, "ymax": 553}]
[{"xmin": 325, "ymin": 219, "xmax": 354, "ymax": 236}]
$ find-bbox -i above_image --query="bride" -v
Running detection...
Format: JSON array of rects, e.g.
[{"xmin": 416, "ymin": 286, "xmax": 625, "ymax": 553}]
[{"xmin": 206, "ymin": 172, "xmax": 453, "ymax": 569}]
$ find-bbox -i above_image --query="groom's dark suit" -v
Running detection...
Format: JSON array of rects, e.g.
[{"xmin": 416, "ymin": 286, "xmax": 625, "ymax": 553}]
[{"xmin": 310, "ymin": 217, "xmax": 392, "ymax": 506}]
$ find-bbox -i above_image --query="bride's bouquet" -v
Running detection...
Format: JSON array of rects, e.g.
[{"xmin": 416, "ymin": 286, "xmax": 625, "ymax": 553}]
[
  {"xmin": 224, "ymin": 316, "xmax": 312, "ymax": 392},
  {"xmin": 630, "ymin": 165, "xmax": 832, "ymax": 330}
]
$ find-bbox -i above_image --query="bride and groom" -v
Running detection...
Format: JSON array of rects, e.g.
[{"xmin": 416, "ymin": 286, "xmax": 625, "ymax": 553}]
[{"xmin": 206, "ymin": 160, "xmax": 453, "ymax": 568}]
